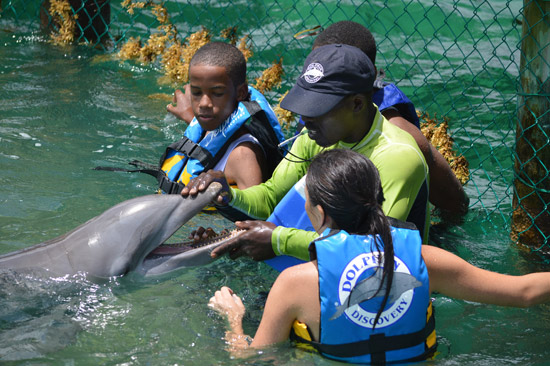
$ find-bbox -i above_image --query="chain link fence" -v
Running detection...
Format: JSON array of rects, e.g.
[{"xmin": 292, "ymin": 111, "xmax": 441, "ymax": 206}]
[
  {"xmin": 512, "ymin": 0, "xmax": 549, "ymax": 253},
  {"xmin": 1, "ymin": 0, "xmax": 548, "ymax": 250}
]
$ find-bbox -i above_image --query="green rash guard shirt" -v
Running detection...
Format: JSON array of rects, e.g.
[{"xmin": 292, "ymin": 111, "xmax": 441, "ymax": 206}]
[{"xmin": 228, "ymin": 106, "xmax": 429, "ymax": 260}]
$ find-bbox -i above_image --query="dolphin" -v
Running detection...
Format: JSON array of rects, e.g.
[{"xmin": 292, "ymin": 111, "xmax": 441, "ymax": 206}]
[
  {"xmin": 0, "ymin": 183, "xmax": 223, "ymax": 278},
  {"xmin": 330, "ymin": 270, "xmax": 422, "ymax": 320},
  {"xmin": 139, "ymin": 228, "xmax": 245, "ymax": 276}
]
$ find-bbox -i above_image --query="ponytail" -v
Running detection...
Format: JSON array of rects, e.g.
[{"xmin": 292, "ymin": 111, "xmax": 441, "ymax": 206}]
[{"xmin": 306, "ymin": 149, "xmax": 394, "ymax": 329}]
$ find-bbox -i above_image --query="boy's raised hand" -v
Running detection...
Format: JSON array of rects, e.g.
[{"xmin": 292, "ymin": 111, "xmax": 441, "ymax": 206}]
[{"xmin": 167, "ymin": 85, "xmax": 194, "ymax": 123}]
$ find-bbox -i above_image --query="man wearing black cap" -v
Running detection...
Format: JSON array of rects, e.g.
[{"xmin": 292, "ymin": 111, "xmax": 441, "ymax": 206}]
[{"xmin": 181, "ymin": 44, "xmax": 428, "ymax": 263}]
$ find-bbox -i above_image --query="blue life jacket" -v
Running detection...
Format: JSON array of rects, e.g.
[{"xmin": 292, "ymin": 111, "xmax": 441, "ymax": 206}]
[
  {"xmin": 158, "ymin": 86, "xmax": 284, "ymax": 194},
  {"xmin": 372, "ymin": 81, "xmax": 420, "ymax": 129},
  {"xmin": 264, "ymin": 175, "xmax": 310, "ymax": 271},
  {"xmin": 291, "ymin": 221, "xmax": 436, "ymax": 364}
]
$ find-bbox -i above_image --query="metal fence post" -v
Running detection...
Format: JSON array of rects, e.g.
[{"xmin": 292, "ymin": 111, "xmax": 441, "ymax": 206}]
[{"xmin": 511, "ymin": 0, "xmax": 550, "ymax": 251}]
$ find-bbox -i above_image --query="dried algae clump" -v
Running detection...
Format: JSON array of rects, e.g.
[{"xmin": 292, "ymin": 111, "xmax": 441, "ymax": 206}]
[
  {"xmin": 181, "ymin": 27, "xmax": 211, "ymax": 66},
  {"xmin": 116, "ymin": 0, "xmax": 289, "ymax": 108},
  {"xmin": 274, "ymin": 91, "xmax": 295, "ymax": 133},
  {"xmin": 118, "ymin": 37, "xmax": 143, "ymax": 60},
  {"xmin": 165, "ymin": 27, "xmax": 211, "ymax": 83},
  {"xmin": 49, "ymin": 0, "xmax": 78, "ymax": 45},
  {"xmin": 151, "ymin": 3, "xmax": 169, "ymax": 23},
  {"xmin": 237, "ymin": 34, "xmax": 253, "ymax": 61},
  {"xmin": 419, "ymin": 111, "xmax": 470, "ymax": 185},
  {"xmin": 220, "ymin": 26, "xmax": 239, "ymax": 45},
  {"xmin": 139, "ymin": 31, "xmax": 169, "ymax": 62},
  {"xmin": 160, "ymin": 41, "xmax": 186, "ymax": 82},
  {"xmin": 254, "ymin": 58, "xmax": 284, "ymax": 94},
  {"xmin": 118, "ymin": 0, "xmax": 208, "ymax": 84},
  {"xmin": 121, "ymin": 0, "xmax": 147, "ymax": 15},
  {"xmin": 220, "ymin": 27, "xmax": 252, "ymax": 61}
]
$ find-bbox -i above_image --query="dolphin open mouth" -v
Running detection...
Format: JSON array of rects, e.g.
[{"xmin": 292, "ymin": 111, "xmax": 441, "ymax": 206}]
[
  {"xmin": 138, "ymin": 228, "xmax": 246, "ymax": 276},
  {"xmin": 146, "ymin": 228, "xmax": 244, "ymax": 257}
]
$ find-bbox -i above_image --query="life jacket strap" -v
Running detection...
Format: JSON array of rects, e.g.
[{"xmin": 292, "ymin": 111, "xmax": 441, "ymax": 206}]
[
  {"xmin": 165, "ymin": 136, "xmax": 213, "ymax": 168},
  {"xmin": 290, "ymin": 309, "xmax": 436, "ymax": 361},
  {"xmin": 241, "ymin": 100, "xmax": 261, "ymax": 115},
  {"xmin": 157, "ymin": 174, "xmax": 186, "ymax": 194},
  {"xmin": 93, "ymin": 160, "xmax": 159, "ymax": 176},
  {"xmin": 128, "ymin": 160, "xmax": 185, "ymax": 194}
]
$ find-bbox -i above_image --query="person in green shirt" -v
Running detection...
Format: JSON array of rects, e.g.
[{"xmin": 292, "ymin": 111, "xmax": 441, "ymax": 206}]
[{"xmin": 181, "ymin": 44, "xmax": 428, "ymax": 263}]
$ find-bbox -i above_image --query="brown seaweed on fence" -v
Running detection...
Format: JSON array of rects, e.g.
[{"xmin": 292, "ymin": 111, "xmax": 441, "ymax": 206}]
[
  {"xmin": 46, "ymin": 0, "xmax": 78, "ymax": 45},
  {"xmin": 254, "ymin": 58, "xmax": 284, "ymax": 94},
  {"xmin": 116, "ymin": 1, "xmax": 287, "ymax": 110},
  {"xmin": 273, "ymin": 91, "xmax": 295, "ymax": 133},
  {"xmin": 220, "ymin": 26, "xmax": 239, "ymax": 45},
  {"xmin": 419, "ymin": 111, "xmax": 470, "ymax": 185},
  {"xmin": 42, "ymin": 0, "xmax": 111, "ymax": 45},
  {"xmin": 118, "ymin": 1, "xmax": 258, "ymax": 84}
]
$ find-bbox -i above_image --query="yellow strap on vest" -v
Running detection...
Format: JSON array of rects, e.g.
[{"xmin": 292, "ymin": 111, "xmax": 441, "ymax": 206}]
[
  {"xmin": 291, "ymin": 320, "xmax": 317, "ymax": 352},
  {"xmin": 426, "ymin": 301, "xmax": 437, "ymax": 349},
  {"xmin": 292, "ymin": 320, "xmax": 311, "ymax": 341},
  {"xmin": 161, "ymin": 154, "xmax": 185, "ymax": 174}
]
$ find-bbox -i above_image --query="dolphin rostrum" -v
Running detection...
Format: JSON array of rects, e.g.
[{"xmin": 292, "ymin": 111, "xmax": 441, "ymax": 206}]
[
  {"xmin": 0, "ymin": 183, "xmax": 223, "ymax": 278},
  {"xmin": 330, "ymin": 270, "xmax": 422, "ymax": 320}
]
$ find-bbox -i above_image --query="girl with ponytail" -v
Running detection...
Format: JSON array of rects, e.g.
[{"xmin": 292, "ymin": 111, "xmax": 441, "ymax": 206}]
[
  {"xmin": 305, "ymin": 149, "xmax": 396, "ymax": 332},
  {"xmin": 209, "ymin": 149, "xmax": 550, "ymax": 364}
]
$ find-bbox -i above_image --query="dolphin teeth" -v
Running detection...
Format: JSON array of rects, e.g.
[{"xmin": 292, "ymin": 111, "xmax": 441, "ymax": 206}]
[{"xmin": 149, "ymin": 228, "xmax": 244, "ymax": 256}]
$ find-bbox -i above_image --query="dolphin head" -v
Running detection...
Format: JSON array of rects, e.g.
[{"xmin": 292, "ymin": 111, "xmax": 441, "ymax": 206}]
[
  {"xmin": 73, "ymin": 182, "xmax": 223, "ymax": 277},
  {"xmin": 0, "ymin": 183, "xmax": 222, "ymax": 278}
]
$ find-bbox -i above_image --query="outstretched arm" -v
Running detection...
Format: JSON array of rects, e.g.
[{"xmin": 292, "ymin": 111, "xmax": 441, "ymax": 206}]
[
  {"xmin": 252, "ymin": 262, "xmax": 320, "ymax": 344},
  {"xmin": 424, "ymin": 245, "xmax": 550, "ymax": 307}
]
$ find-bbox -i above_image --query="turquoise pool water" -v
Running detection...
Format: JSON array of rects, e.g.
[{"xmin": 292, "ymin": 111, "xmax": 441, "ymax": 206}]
[{"xmin": 2, "ymin": 2, "xmax": 550, "ymax": 365}]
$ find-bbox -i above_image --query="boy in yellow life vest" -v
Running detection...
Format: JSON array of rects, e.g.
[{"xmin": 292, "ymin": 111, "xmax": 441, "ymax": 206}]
[{"xmin": 159, "ymin": 42, "xmax": 284, "ymax": 194}]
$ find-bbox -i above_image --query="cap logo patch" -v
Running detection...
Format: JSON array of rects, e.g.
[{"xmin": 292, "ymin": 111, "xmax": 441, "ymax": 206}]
[{"xmin": 302, "ymin": 62, "xmax": 324, "ymax": 83}]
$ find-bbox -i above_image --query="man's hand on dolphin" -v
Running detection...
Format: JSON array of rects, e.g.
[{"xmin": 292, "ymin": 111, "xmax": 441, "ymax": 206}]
[
  {"xmin": 181, "ymin": 170, "xmax": 232, "ymax": 205},
  {"xmin": 211, "ymin": 220, "xmax": 277, "ymax": 261}
]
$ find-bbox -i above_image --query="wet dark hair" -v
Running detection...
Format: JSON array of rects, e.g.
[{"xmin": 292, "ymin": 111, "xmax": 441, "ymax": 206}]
[
  {"xmin": 189, "ymin": 42, "xmax": 247, "ymax": 87},
  {"xmin": 313, "ymin": 21, "xmax": 377, "ymax": 65},
  {"xmin": 306, "ymin": 149, "xmax": 394, "ymax": 329}
]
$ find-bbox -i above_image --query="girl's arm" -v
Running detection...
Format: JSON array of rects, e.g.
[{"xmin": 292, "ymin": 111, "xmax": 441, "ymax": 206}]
[
  {"xmin": 208, "ymin": 286, "xmax": 251, "ymax": 351},
  {"xmin": 208, "ymin": 263, "xmax": 318, "ymax": 356},
  {"xmin": 423, "ymin": 245, "xmax": 550, "ymax": 307},
  {"xmin": 252, "ymin": 262, "xmax": 319, "ymax": 346}
]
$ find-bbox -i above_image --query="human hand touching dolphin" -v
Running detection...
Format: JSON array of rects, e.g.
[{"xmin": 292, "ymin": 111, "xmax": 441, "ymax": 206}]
[
  {"xmin": 181, "ymin": 170, "xmax": 232, "ymax": 206},
  {"xmin": 181, "ymin": 172, "xmax": 279, "ymax": 262}
]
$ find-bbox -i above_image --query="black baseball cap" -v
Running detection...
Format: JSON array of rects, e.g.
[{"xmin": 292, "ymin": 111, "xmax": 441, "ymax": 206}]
[{"xmin": 280, "ymin": 44, "xmax": 376, "ymax": 117}]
